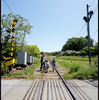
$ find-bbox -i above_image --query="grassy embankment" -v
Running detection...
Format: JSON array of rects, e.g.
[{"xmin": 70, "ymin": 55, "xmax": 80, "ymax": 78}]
[
  {"xmin": 50, "ymin": 55, "xmax": 98, "ymax": 79},
  {"xmin": 4, "ymin": 57, "xmax": 40, "ymax": 79}
]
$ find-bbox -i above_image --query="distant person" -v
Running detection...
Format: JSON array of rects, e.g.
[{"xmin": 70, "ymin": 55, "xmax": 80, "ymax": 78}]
[
  {"xmin": 44, "ymin": 60, "xmax": 49, "ymax": 72},
  {"xmin": 52, "ymin": 58, "xmax": 56, "ymax": 72},
  {"xmin": 40, "ymin": 53, "xmax": 45, "ymax": 71}
]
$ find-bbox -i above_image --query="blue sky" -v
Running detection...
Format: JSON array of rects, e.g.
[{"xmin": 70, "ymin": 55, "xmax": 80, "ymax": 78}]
[{"xmin": 1, "ymin": 0, "xmax": 98, "ymax": 52}]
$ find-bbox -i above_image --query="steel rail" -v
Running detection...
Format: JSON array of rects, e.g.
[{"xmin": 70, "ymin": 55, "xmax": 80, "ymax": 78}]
[
  {"xmin": 49, "ymin": 57, "xmax": 76, "ymax": 100},
  {"xmin": 23, "ymin": 72, "xmax": 44, "ymax": 100},
  {"xmin": 37, "ymin": 72, "xmax": 44, "ymax": 100},
  {"xmin": 55, "ymin": 67, "xmax": 76, "ymax": 100},
  {"xmin": 41, "ymin": 81, "xmax": 45, "ymax": 100},
  {"xmin": 23, "ymin": 57, "xmax": 76, "ymax": 100}
]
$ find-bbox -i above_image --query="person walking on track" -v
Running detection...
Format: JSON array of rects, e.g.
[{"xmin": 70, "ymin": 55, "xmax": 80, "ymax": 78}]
[
  {"xmin": 52, "ymin": 58, "xmax": 56, "ymax": 72},
  {"xmin": 40, "ymin": 53, "xmax": 45, "ymax": 71}
]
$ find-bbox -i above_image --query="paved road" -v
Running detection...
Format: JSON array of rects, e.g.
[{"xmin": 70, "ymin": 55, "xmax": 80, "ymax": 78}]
[{"xmin": 1, "ymin": 78, "xmax": 98, "ymax": 100}]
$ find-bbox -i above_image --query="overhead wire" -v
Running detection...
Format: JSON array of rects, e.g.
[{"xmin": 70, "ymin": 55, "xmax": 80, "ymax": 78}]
[
  {"xmin": 75, "ymin": 0, "xmax": 97, "ymax": 37},
  {"xmin": 91, "ymin": 29, "xmax": 98, "ymax": 37},
  {"xmin": 93, "ymin": 4, "xmax": 98, "ymax": 14},
  {"xmin": 90, "ymin": 0, "xmax": 96, "ymax": 6},
  {"xmin": 76, "ymin": 1, "xmax": 98, "ymax": 38},
  {"xmin": 2, "ymin": 0, "xmax": 15, "ymax": 29},
  {"xmin": 27, "ymin": 34, "xmax": 37, "ymax": 45},
  {"xmin": 76, "ymin": 23, "xmax": 86, "ymax": 36},
  {"xmin": 82, "ymin": 29, "xmax": 87, "ymax": 36},
  {"xmin": 3, "ymin": 0, "xmax": 14, "ymax": 15},
  {"xmin": 2, "ymin": 0, "xmax": 35, "ymax": 50},
  {"xmin": 90, "ymin": 4, "xmax": 98, "ymax": 39}
]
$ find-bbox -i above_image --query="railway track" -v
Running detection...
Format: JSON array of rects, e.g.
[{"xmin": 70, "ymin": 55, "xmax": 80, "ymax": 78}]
[{"xmin": 23, "ymin": 57, "xmax": 91, "ymax": 100}]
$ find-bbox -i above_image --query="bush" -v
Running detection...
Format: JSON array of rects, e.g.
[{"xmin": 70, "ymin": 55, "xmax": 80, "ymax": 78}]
[
  {"xmin": 1, "ymin": 62, "xmax": 8, "ymax": 75},
  {"xmin": 73, "ymin": 51, "xmax": 76, "ymax": 54},
  {"xmin": 64, "ymin": 51, "xmax": 69, "ymax": 56},
  {"xmin": 33, "ymin": 57, "xmax": 40, "ymax": 64},
  {"xmin": 79, "ymin": 50, "xmax": 86, "ymax": 55},
  {"xmin": 69, "ymin": 64, "xmax": 81, "ymax": 74},
  {"xmin": 71, "ymin": 64, "xmax": 98, "ymax": 79},
  {"xmin": 62, "ymin": 73, "xmax": 71, "ymax": 79}
]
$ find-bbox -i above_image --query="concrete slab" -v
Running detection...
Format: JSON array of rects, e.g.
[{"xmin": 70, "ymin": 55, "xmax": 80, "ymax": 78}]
[
  {"xmin": 1, "ymin": 79, "xmax": 34, "ymax": 100},
  {"xmin": 68, "ymin": 79, "xmax": 98, "ymax": 100},
  {"xmin": 1, "ymin": 80, "xmax": 20, "ymax": 98}
]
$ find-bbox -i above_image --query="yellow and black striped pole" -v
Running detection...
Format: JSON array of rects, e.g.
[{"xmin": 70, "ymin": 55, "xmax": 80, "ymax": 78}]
[
  {"xmin": 2, "ymin": 20, "xmax": 17, "ymax": 70},
  {"xmin": 11, "ymin": 20, "xmax": 15, "ymax": 56},
  {"xmin": 11, "ymin": 20, "xmax": 17, "ymax": 57}
]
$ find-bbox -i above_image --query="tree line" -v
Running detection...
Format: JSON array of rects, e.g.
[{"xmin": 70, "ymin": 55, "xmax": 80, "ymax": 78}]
[{"xmin": 50, "ymin": 36, "xmax": 98, "ymax": 56}]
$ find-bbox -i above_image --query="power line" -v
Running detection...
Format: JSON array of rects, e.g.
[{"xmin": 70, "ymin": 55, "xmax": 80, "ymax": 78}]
[
  {"xmin": 82, "ymin": 29, "xmax": 87, "ymax": 36},
  {"xmin": 93, "ymin": 4, "xmax": 98, "ymax": 14},
  {"xmin": 91, "ymin": 29, "xmax": 98, "ymax": 37},
  {"xmin": 76, "ymin": 24, "xmax": 86, "ymax": 36},
  {"xmin": 90, "ymin": 0, "xmax": 96, "ymax": 6},
  {"xmin": 90, "ymin": 5, "xmax": 98, "ymax": 23},
  {"xmin": 3, "ymin": 0, "xmax": 14, "ymax": 15},
  {"xmin": 27, "ymin": 34, "xmax": 37, "ymax": 45}
]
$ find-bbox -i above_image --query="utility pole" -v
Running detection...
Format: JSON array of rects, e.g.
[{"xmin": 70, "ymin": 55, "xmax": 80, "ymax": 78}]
[
  {"xmin": 87, "ymin": 4, "xmax": 91, "ymax": 64},
  {"xmin": 83, "ymin": 4, "xmax": 93, "ymax": 64}
]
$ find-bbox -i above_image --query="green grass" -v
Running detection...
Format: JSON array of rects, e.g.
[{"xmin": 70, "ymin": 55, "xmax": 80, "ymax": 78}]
[
  {"xmin": 4, "ymin": 57, "xmax": 41, "ymax": 78},
  {"xmin": 5, "ymin": 63, "xmax": 40, "ymax": 79},
  {"xmin": 50, "ymin": 55, "xmax": 98, "ymax": 79},
  {"xmin": 55, "ymin": 55, "xmax": 98, "ymax": 61}
]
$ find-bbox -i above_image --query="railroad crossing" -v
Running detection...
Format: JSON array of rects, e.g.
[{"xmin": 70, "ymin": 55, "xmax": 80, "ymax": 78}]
[{"xmin": 1, "ymin": 57, "xmax": 98, "ymax": 100}]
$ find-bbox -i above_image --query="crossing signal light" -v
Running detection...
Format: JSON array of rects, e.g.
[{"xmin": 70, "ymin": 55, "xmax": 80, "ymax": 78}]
[
  {"xmin": 83, "ymin": 16, "xmax": 88, "ymax": 22},
  {"xmin": 89, "ymin": 11, "xmax": 93, "ymax": 18}
]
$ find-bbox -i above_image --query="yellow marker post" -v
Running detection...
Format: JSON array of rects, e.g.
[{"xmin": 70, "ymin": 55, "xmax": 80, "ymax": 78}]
[
  {"xmin": 71, "ymin": 53, "xmax": 76, "ymax": 63},
  {"xmin": 73, "ymin": 55, "xmax": 80, "ymax": 62}
]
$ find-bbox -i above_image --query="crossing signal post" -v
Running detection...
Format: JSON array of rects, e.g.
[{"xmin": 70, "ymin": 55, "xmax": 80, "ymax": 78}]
[
  {"xmin": 3, "ymin": 19, "xmax": 17, "ymax": 71},
  {"xmin": 83, "ymin": 4, "xmax": 93, "ymax": 65}
]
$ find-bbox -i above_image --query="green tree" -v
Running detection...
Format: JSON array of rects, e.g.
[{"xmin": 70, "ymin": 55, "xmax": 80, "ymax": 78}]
[
  {"xmin": 82, "ymin": 42, "xmax": 98, "ymax": 55},
  {"xmin": 62, "ymin": 37, "xmax": 88, "ymax": 51},
  {"xmin": 1, "ymin": 13, "xmax": 33, "ymax": 48},
  {"xmin": 94, "ymin": 43, "xmax": 98, "ymax": 51},
  {"xmin": 1, "ymin": 13, "xmax": 33, "ymax": 58},
  {"xmin": 23, "ymin": 45, "xmax": 40, "ymax": 57},
  {"xmin": 91, "ymin": 43, "xmax": 98, "ymax": 54},
  {"xmin": 85, "ymin": 35, "xmax": 94, "ymax": 46}
]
